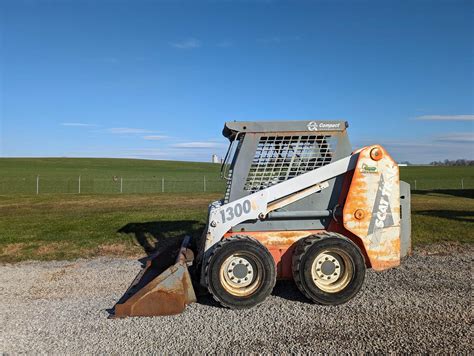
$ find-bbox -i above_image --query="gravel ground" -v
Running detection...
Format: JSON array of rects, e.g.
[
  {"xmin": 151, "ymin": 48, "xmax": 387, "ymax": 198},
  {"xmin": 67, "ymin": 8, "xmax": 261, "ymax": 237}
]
[{"xmin": 0, "ymin": 246, "xmax": 472, "ymax": 354}]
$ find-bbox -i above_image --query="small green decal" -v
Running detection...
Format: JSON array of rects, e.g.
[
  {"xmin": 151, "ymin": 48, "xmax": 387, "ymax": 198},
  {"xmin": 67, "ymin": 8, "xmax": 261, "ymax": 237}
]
[{"xmin": 360, "ymin": 163, "xmax": 378, "ymax": 173}]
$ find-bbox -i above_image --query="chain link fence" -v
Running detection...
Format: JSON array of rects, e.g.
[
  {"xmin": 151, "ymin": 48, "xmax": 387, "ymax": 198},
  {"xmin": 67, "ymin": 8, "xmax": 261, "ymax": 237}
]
[
  {"xmin": 0, "ymin": 176, "xmax": 472, "ymax": 195},
  {"xmin": 403, "ymin": 178, "xmax": 473, "ymax": 190},
  {"xmin": 0, "ymin": 176, "xmax": 227, "ymax": 195}
]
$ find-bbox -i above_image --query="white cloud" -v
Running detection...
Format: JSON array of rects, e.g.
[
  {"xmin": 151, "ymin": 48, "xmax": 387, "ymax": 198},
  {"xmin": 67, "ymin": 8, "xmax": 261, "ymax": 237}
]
[
  {"xmin": 435, "ymin": 133, "xmax": 474, "ymax": 143},
  {"xmin": 171, "ymin": 141, "xmax": 224, "ymax": 149},
  {"xmin": 414, "ymin": 115, "xmax": 474, "ymax": 121},
  {"xmin": 143, "ymin": 135, "xmax": 168, "ymax": 140},
  {"xmin": 171, "ymin": 38, "xmax": 201, "ymax": 49},
  {"xmin": 108, "ymin": 127, "xmax": 154, "ymax": 134},
  {"xmin": 61, "ymin": 122, "xmax": 96, "ymax": 127}
]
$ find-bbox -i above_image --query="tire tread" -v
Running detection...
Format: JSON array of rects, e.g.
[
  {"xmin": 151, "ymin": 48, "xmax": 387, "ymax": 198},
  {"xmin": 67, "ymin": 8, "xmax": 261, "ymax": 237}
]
[
  {"xmin": 204, "ymin": 235, "xmax": 276, "ymax": 309},
  {"xmin": 292, "ymin": 232, "xmax": 364, "ymax": 304}
]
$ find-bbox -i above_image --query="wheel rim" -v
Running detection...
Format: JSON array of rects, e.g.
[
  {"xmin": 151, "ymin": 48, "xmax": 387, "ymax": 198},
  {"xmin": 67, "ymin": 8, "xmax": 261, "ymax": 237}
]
[
  {"xmin": 220, "ymin": 252, "xmax": 263, "ymax": 297},
  {"xmin": 310, "ymin": 248, "xmax": 354, "ymax": 293}
]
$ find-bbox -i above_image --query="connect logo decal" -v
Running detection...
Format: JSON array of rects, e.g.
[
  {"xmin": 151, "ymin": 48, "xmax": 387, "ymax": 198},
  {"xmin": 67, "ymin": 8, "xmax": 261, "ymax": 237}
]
[
  {"xmin": 360, "ymin": 163, "xmax": 378, "ymax": 174},
  {"xmin": 307, "ymin": 121, "xmax": 318, "ymax": 131}
]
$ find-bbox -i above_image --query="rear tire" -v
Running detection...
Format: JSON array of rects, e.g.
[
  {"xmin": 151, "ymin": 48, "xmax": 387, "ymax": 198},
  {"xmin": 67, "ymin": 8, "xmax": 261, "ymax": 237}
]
[
  {"xmin": 204, "ymin": 235, "xmax": 276, "ymax": 309},
  {"xmin": 292, "ymin": 232, "xmax": 366, "ymax": 305}
]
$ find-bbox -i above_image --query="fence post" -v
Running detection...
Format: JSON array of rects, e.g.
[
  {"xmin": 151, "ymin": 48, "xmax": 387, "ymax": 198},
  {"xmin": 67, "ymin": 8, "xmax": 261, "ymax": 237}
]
[
  {"xmin": 161, "ymin": 178, "xmax": 165, "ymax": 193},
  {"xmin": 120, "ymin": 177, "xmax": 123, "ymax": 193},
  {"xmin": 78, "ymin": 176, "xmax": 81, "ymax": 194},
  {"xmin": 414, "ymin": 180, "xmax": 417, "ymax": 190},
  {"xmin": 203, "ymin": 176, "xmax": 206, "ymax": 192},
  {"xmin": 36, "ymin": 175, "xmax": 39, "ymax": 195},
  {"xmin": 461, "ymin": 178, "xmax": 464, "ymax": 189}
]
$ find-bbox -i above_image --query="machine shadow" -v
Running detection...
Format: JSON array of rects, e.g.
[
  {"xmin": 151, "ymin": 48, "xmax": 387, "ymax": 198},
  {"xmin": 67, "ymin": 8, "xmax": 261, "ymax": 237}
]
[
  {"xmin": 196, "ymin": 280, "xmax": 310, "ymax": 308},
  {"xmin": 118, "ymin": 220, "xmax": 205, "ymax": 257},
  {"xmin": 271, "ymin": 280, "xmax": 310, "ymax": 303},
  {"xmin": 412, "ymin": 189, "xmax": 474, "ymax": 199},
  {"xmin": 414, "ymin": 210, "xmax": 474, "ymax": 223}
]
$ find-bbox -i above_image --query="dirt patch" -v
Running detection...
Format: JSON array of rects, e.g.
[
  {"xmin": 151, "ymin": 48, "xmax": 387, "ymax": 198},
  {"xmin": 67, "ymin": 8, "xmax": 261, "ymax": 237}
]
[
  {"xmin": 0, "ymin": 243, "xmax": 27, "ymax": 256},
  {"xmin": 37, "ymin": 242, "xmax": 69, "ymax": 256},
  {"xmin": 96, "ymin": 243, "xmax": 142, "ymax": 257}
]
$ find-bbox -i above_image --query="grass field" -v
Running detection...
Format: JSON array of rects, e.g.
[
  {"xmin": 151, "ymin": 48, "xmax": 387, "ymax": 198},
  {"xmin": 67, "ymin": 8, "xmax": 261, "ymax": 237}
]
[
  {"xmin": 399, "ymin": 165, "xmax": 474, "ymax": 190},
  {"xmin": 0, "ymin": 158, "xmax": 225, "ymax": 194},
  {"xmin": 0, "ymin": 190, "xmax": 472, "ymax": 263},
  {"xmin": 0, "ymin": 158, "xmax": 472, "ymax": 262},
  {"xmin": 0, "ymin": 158, "xmax": 222, "ymax": 178},
  {"xmin": 0, "ymin": 158, "xmax": 473, "ymax": 194}
]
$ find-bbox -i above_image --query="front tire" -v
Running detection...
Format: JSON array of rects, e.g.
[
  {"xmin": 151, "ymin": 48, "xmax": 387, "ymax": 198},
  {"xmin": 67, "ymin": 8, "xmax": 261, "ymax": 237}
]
[
  {"xmin": 204, "ymin": 235, "xmax": 276, "ymax": 309},
  {"xmin": 292, "ymin": 233, "xmax": 366, "ymax": 305}
]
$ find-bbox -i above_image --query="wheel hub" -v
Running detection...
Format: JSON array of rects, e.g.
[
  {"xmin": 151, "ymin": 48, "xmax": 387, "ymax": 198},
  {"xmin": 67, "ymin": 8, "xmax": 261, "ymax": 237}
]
[
  {"xmin": 321, "ymin": 260, "xmax": 336, "ymax": 275},
  {"xmin": 313, "ymin": 252, "xmax": 342, "ymax": 283},
  {"xmin": 224, "ymin": 256, "xmax": 254, "ymax": 288}
]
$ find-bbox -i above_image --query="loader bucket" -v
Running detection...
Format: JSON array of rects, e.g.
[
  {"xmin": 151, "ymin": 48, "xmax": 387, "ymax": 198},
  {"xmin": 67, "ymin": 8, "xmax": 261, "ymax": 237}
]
[{"xmin": 112, "ymin": 235, "xmax": 196, "ymax": 317}]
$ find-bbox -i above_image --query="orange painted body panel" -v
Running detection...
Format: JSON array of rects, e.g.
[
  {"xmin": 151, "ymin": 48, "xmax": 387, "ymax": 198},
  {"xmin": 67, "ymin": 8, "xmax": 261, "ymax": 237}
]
[
  {"xmin": 224, "ymin": 230, "xmax": 324, "ymax": 279},
  {"xmin": 342, "ymin": 145, "xmax": 401, "ymax": 270}
]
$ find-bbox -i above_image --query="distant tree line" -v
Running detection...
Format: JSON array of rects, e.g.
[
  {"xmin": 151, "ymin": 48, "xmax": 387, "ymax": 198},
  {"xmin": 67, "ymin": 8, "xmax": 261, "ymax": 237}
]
[{"xmin": 429, "ymin": 159, "xmax": 474, "ymax": 166}]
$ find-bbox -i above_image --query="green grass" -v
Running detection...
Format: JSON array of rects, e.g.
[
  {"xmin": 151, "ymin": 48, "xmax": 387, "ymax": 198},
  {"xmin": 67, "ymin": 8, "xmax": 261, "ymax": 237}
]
[
  {"xmin": 410, "ymin": 190, "xmax": 473, "ymax": 245},
  {"xmin": 0, "ymin": 158, "xmax": 473, "ymax": 194},
  {"xmin": 0, "ymin": 157, "xmax": 222, "ymax": 178},
  {"xmin": 399, "ymin": 166, "xmax": 474, "ymax": 190},
  {"xmin": 0, "ymin": 190, "xmax": 472, "ymax": 263},
  {"xmin": 0, "ymin": 193, "xmax": 220, "ymax": 262},
  {"xmin": 0, "ymin": 158, "xmax": 472, "ymax": 262},
  {"xmin": 0, "ymin": 158, "xmax": 225, "ymax": 194}
]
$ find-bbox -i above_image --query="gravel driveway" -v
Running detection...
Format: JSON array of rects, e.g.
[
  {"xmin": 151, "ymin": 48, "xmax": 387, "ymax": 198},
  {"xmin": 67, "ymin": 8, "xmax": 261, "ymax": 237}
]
[{"xmin": 0, "ymin": 246, "xmax": 472, "ymax": 354}]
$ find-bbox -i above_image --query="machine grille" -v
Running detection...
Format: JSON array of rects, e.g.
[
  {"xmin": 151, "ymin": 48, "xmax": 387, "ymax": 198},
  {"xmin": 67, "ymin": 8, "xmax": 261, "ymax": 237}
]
[{"xmin": 244, "ymin": 135, "xmax": 335, "ymax": 193}]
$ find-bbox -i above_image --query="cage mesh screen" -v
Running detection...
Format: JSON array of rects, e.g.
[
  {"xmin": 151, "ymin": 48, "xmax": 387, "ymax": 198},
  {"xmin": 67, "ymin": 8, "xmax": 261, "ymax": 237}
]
[{"xmin": 244, "ymin": 135, "xmax": 335, "ymax": 192}]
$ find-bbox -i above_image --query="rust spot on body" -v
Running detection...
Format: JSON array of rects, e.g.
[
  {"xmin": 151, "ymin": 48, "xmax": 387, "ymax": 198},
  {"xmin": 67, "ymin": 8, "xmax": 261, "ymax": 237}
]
[{"xmin": 343, "ymin": 145, "xmax": 401, "ymax": 271}]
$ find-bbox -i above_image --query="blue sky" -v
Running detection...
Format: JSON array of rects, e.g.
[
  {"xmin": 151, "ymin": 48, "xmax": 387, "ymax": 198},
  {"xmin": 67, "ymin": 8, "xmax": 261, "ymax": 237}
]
[{"xmin": 1, "ymin": 0, "xmax": 473, "ymax": 163}]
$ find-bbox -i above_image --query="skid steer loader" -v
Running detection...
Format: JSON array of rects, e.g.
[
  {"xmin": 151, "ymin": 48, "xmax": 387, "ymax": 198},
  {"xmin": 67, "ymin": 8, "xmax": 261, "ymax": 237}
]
[{"xmin": 112, "ymin": 120, "xmax": 411, "ymax": 317}]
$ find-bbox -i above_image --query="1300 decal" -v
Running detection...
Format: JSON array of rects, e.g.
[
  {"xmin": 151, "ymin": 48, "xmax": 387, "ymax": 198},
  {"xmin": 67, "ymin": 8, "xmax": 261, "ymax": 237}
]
[{"xmin": 220, "ymin": 199, "xmax": 252, "ymax": 223}]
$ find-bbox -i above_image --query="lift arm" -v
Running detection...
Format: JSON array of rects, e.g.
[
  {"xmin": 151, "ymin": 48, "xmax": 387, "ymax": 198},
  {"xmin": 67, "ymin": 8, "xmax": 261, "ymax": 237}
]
[{"xmin": 203, "ymin": 153, "xmax": 359, "ymax": 252}]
